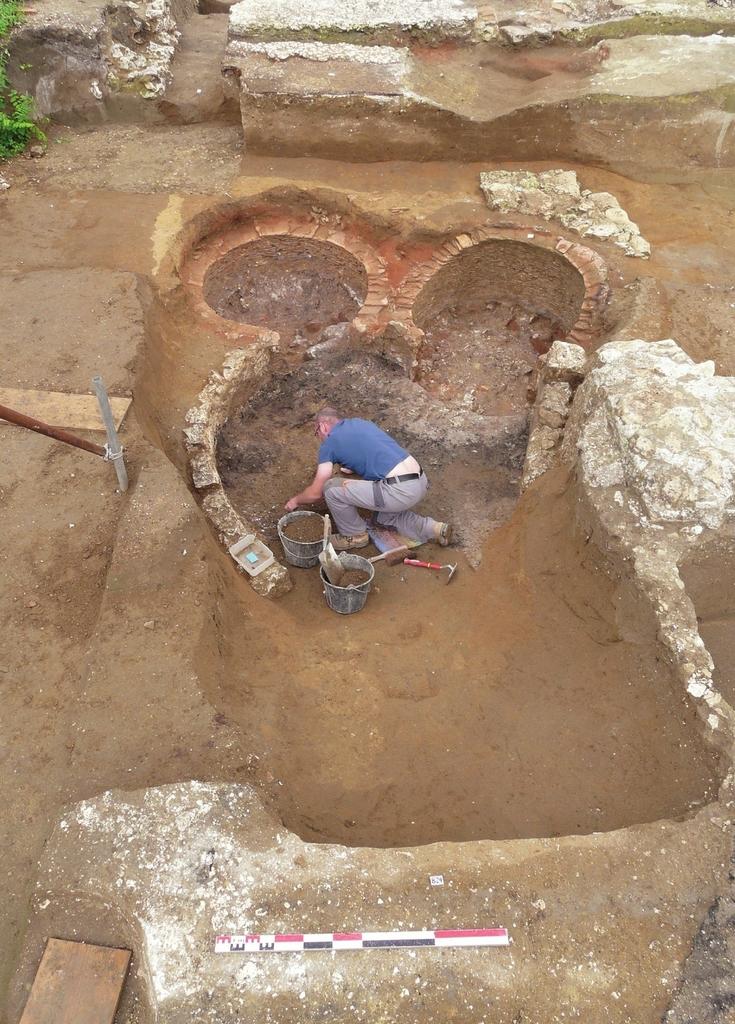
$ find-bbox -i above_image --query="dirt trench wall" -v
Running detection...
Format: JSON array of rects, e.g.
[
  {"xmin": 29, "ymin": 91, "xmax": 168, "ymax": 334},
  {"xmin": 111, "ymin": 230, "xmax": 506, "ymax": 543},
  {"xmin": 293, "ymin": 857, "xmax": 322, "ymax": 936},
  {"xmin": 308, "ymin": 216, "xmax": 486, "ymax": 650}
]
[
  {"xmin": 8, "ymin": 0, "xmax": 198, "ymax": 122},
  {"xmin": 235, "ymin": 90, "xmax": 735, "ymax": 175}
]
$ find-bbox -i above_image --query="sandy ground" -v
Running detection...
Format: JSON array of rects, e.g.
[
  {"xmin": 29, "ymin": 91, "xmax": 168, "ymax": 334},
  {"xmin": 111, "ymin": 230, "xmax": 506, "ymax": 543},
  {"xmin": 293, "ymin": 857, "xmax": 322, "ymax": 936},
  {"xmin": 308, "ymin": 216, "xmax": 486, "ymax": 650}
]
[
  {"xmin": 2, "ymin": 117, "xmax": 735, "ymax": 1022},
  {"xmin": 203, "ymin": 464, "xmax": 721, "ymax": 848}
]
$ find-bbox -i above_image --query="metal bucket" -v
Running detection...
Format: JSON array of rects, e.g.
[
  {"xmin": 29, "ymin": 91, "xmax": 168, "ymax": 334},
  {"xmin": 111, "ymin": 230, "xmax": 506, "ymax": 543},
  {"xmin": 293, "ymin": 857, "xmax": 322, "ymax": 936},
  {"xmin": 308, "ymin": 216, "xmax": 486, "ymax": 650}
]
[
  {"xmin": 320, "ymin": 554, "xmax": 375, "ymax": 615},
  {"xmin": 277, "ymin": 511, "xmax": 326, "ymax": 568}
]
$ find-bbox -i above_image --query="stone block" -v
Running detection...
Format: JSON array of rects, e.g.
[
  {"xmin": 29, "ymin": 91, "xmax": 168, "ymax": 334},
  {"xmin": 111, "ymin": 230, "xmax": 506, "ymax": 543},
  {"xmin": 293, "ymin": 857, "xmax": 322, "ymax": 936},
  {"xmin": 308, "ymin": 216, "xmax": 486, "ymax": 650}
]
[
  {"xmin": 250, "ymin": 561, "xmax": 292, "ymax": 598},
  {"xmin": 190, "ymin": 453, "xmax": 219, "ymax": 490},
  {"xmin": 201, "ymin": 491, "xmax": 243, "ymax": 542},
  {"xmin": 183, "ymin": 422, "xmax": 208, "ymax": 449},
  {"xmin": 566, "ymin": 338, "xmax": 735, "ymax": 532},
  {"xmin": 542, "ymin": 340, "xmax": 587, "ymax": 385},
  {"xmin": 538, "ymin": 381, "xmax": 573, "ymax": 429},
  {"xmin": 369, "ymin": 320, "xmax": 423, "ymax": 379},
  {"xmin": 227, "ymin": 0, "xmax": 478, "ymax": 46},
  {"xmin": 522, "ymin": 426, "xmax": 560, "ymax": 488},
  {"xmin": 499, "ymin": 21, "xmax": 553, "ymax": 46}
]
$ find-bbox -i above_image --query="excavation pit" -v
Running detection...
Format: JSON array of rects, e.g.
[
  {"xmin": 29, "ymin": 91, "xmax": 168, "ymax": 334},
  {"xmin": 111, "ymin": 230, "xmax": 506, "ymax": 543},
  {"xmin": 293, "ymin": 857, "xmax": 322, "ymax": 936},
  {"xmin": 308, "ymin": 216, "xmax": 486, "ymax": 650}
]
[
  {"xmin": 201, "ymin": 458, "xmax": 723, "ymax": 848},
  {"xmin": 181, "ymin": 217, "xmax": 724, "ymax": 849},
  {"xmin": 195, "ymin": 334, "xmax": 724, "ymax": 849},
  {"xmin": 201, "ymin": 235, "xmax": 369, "ymax": 343},
  {"xmin": 212, "ymin": 236, "xmax": 597, "ymax": 557}
]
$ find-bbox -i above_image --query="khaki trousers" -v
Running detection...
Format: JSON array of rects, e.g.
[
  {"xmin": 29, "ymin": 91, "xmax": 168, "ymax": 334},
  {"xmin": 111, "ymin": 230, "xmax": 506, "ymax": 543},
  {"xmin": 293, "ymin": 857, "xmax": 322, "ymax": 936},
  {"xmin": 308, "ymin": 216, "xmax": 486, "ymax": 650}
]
[{"xmin": 323, "ymin": 474, "xmax": 437, "ymax": 542}]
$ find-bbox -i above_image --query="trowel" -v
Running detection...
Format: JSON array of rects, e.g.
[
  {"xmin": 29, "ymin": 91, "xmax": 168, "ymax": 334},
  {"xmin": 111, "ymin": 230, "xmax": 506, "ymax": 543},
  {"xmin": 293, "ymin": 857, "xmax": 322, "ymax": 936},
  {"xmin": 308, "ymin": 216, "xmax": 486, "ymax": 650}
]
[{"xmin": 318, "ymin": 515, "xmax": 345, "ymax": 586}]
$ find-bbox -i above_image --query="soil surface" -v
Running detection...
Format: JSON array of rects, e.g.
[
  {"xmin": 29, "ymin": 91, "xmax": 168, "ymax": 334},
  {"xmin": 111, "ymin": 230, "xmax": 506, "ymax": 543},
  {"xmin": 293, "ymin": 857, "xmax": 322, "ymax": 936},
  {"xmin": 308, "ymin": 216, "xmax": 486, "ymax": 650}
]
[
  {"xmin": 335, "ymin": 568, "xmax": 372, "ymax": 587},
  {"xmin": 217, "ymin": 347, "xmax": 526, "ymax": 563},
  {"xmin": 202, "ymin": 236, "xmax": 367, "ymax": 342},
  {"xmin": 281, "ymin": 514, "xmax": 326, "ymax": 543},
  {"xmin": 419, "ymin": 301, "xmax": 555, "ymax": 416}
]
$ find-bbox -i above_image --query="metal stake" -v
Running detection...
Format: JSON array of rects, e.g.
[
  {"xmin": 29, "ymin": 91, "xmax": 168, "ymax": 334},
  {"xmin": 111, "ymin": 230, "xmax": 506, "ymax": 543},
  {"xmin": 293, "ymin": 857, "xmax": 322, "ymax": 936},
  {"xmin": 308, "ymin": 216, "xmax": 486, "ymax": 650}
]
[{"xmin": 93, "ymin": 375, "xmax": 128, "ymax": 492}]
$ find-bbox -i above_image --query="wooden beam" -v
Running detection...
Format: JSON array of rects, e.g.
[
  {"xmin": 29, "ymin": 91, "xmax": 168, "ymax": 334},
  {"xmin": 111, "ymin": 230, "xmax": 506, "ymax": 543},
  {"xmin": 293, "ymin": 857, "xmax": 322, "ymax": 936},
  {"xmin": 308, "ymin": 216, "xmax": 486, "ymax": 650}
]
[{"xmin": 0, "ymin": 388, "xmax": 131, "ymax": 432}]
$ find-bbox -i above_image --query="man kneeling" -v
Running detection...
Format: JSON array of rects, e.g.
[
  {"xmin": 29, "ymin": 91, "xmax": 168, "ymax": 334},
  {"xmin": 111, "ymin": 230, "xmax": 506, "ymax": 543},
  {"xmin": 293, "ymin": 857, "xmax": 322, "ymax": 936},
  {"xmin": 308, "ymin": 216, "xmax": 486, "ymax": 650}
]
[{"xmin": 285, "ymin": 407, "xmax": 452, "ymax": 552}]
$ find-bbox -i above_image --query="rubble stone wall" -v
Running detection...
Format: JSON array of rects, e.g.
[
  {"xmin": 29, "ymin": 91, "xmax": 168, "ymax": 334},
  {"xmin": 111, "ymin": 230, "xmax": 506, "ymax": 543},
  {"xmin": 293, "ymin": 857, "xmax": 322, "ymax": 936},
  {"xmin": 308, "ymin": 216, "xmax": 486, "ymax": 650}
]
[
  {"xmin": 184, "ymin": 344, "xmax": 293, "ymax": 599},
  {"xmin": 525, "ymin": 337, "xmax": 735, "ymax": 760}
]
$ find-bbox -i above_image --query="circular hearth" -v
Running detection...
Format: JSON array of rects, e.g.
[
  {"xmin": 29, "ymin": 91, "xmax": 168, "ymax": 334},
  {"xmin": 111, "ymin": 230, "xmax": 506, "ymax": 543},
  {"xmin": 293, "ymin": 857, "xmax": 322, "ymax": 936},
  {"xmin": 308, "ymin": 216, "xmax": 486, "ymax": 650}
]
[
  {"xmin": 201, "ymin": 235, "xmax": 369, "ymax": 341},
  {"xmin": 412, "ymin": 238, "xmax": 586, "ymax": 338}
]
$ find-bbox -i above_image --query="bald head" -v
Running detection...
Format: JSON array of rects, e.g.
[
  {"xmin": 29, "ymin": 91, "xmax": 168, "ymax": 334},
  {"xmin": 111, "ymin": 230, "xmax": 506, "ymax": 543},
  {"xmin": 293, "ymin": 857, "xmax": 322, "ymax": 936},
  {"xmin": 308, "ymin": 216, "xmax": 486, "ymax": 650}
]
[
  {"xmin": 315, "ymin": 407, "xmax": 341, "ymax": 427},
  {"xmin": 314, "ymin": 406, "xmax": 341, "ymax": 441}
]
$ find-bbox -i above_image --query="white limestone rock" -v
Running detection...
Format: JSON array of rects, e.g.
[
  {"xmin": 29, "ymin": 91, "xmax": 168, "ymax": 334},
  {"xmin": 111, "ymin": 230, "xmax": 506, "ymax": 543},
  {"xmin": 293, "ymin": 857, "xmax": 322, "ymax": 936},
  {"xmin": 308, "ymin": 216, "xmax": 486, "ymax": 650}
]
[
  {"xmin": 480, "ymin": 169, "xmax": 651, "ymax": 258},
  {"xmin": 225, "ymin": 39, "xmax": 411, "ymax": 66},
  {"xmin": 543, "ymin": 340, "xmax": 588, "ymax": 385},
  {"xmin": 538, "ymin": 381, "xmax": 573, "ymax": 429},
  {"xmin": 106, "ymin": 0, "xmax": 181, "ymax": 98},
  {"xmin": 251, "ymin": 561, "xmax": 292, "ymax": 598},
  {"xmin": 498, "ymin": 21, "xmax": 553, "ymax": 45},
  {"xmin": 565, "ymin": 339, "xmax": 735, "ymax": 531},
  {"xmin": 228, "ymin": 0, "xmax": 477, "ymax": 42}
]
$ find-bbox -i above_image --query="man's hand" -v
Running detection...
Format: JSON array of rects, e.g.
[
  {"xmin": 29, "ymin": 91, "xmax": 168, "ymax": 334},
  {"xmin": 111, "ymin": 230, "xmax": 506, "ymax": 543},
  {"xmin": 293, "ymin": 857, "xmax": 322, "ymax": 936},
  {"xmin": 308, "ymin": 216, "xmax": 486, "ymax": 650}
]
[{"xmin": 285, "ymin": 463, "xmax": 333, "ymax": 513}]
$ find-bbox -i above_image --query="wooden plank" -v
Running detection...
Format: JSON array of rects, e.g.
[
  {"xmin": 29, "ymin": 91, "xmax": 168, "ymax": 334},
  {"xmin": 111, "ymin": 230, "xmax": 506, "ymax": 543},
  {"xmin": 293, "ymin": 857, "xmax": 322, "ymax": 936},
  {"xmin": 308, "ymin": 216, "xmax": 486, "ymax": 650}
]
[
  {"xmin": 19, "ymin": 938, "xmax": 131, "ymax": 1024},
  {"xmin": 0, "ymin": 388, "xmax": 131, "ymax": 432}
]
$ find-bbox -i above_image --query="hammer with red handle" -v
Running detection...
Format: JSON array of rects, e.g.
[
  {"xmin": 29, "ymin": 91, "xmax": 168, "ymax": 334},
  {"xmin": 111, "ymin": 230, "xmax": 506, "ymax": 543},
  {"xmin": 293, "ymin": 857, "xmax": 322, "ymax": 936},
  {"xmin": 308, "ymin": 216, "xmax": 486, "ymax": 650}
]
[{"xmin": 403, "ymin": 558, "xmax": 457, "ymax": 584}]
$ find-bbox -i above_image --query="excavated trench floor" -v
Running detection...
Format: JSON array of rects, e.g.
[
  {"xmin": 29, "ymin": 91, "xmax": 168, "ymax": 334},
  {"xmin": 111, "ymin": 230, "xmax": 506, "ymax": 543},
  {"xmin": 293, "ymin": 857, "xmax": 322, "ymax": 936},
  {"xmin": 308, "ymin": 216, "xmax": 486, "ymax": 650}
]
[
  {"xmin": 202, "ymin": 463, "xmax": 722, "ymax": 847},
  {"xmin": 210, "ymin": 228, "xmax": 721, "ymax": 847}
]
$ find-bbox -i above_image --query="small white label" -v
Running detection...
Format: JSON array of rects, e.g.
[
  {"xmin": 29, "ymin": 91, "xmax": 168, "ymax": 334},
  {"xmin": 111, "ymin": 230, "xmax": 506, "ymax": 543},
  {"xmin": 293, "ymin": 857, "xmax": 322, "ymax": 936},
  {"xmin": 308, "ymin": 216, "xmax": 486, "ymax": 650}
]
[{"xmin": 429, "ymin": 875, "xmax": 444, "ymax": 887}]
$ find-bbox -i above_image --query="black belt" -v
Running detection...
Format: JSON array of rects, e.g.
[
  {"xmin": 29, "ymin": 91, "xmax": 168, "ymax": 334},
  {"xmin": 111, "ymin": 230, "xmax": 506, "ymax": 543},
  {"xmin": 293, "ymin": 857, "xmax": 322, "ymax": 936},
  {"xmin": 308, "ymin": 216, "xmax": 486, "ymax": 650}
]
[{"xmin": 382, "ymin": 469, "xmax": 423, "ymax": 486}]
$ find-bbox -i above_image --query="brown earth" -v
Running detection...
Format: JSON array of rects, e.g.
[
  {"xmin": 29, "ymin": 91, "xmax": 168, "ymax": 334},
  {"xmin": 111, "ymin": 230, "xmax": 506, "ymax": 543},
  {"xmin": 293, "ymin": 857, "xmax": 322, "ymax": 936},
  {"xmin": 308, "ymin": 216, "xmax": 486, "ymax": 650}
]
[
  {"xmin": 200, "ymin": 465, "xmax": 722, "ymax": 848},
  {"xmin": 201, "ymin": 235, "xmax": 367, "ymax": 342},
  {"xmin": 333, "ymin": 567, "xmax": 372, "ymax": 587},
  {"xmin": 281, "ymin": 514, "xmax": 327, "ymax": 543},
  {"xmin": 2, "ymin": 117, "xmax": 735, "ymax": 1023},
  {"xmin": 418, "ymin": 302, "xmax": 547, "ymax": 416}
]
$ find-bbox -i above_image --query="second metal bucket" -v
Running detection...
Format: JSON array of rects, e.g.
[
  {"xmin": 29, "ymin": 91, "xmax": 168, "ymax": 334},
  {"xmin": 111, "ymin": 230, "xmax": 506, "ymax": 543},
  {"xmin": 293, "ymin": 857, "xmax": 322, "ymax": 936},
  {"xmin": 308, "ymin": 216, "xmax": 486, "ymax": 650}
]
[{"xmin": 320, "ymin": 554, "xmax": 375, "ymax": 615}]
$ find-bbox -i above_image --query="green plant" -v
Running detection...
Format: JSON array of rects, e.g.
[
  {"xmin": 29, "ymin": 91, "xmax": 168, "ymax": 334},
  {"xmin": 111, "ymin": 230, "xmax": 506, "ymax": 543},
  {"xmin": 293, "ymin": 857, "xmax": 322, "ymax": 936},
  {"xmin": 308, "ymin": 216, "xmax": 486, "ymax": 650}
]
[
  {"xmin": 0, "ymin": 89, "xmax": 43, "ymax": 156},
  {"xmin": 0, "ymin": 0, "xmax": 22, "ymax": 39},
  {"xmin": 0, "ymin": 0, "xmax": 45, "ymax": 159}
]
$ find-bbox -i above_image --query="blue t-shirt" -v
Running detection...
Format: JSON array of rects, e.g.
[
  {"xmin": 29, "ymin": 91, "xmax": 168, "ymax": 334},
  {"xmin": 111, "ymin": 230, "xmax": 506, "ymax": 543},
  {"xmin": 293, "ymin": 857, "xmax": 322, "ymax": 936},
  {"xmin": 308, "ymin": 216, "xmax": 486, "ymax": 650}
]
[{"xmin": 318, "ymin": 419, "xmax": 408, "ymax": 481}]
